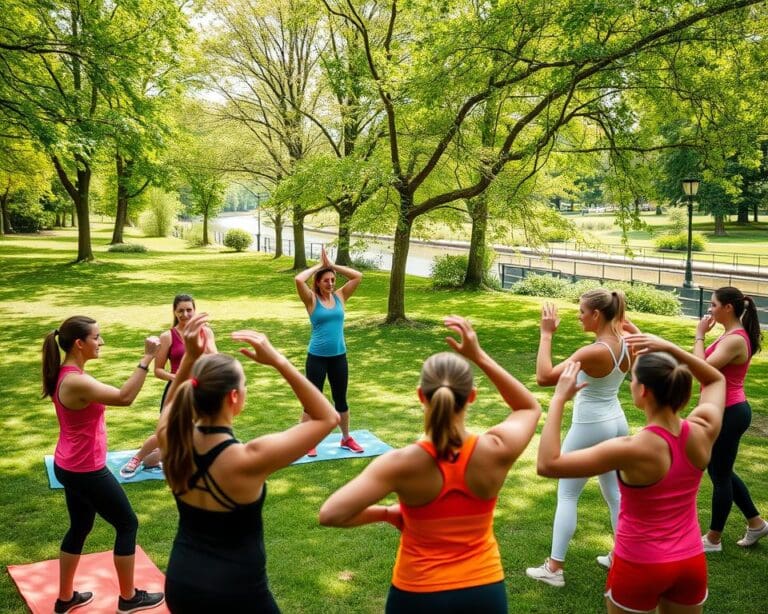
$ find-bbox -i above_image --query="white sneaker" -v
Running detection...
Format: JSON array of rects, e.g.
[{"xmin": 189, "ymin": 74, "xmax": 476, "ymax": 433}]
[
  {"xmin": 596, "ymin": 552, "xmax": 612, "ymax": 569},
  {"xmin": 525, "ymin": 559, "xmax": 565, "ymax": 587},
  {"xmin": 702, "ymin": 534, "xmax": 722, "ymax": 553},
  {"xmin": 737, "ymin": 521, "xmax": 768, "ymax": 547}
]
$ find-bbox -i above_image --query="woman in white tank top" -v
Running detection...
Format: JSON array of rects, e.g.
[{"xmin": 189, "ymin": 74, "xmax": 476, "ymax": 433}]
[{"xmin": 526, "ymin": 289, "xmax": 634, "ymax": 587}]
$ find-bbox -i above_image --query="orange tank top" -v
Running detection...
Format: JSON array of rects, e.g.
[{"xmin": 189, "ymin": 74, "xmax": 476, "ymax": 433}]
[{"xmin": 391, "ymin": 434, "xmax": 504, "ymax": 592}]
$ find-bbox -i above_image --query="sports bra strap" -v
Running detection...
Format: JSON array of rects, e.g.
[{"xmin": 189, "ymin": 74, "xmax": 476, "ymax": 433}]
[
  {"xmin": 187, "ymin": 438, "xmax": 241, "ymax": 510},
  {"xmin": 594, "ymin": 338, "xmax": 627, "ymax": 370}
]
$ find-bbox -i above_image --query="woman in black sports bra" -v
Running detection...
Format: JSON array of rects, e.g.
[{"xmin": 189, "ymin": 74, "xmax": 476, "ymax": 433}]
[{"xmin": 156, "ymin": 314, "xmax": 339, "ymax": 612}]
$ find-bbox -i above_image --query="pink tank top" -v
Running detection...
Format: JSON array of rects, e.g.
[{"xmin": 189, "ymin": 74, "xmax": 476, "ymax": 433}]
[
  {"xmin": 53, "ymin": 366, "xmax": 107, "ymax": 472},
  {"xmin": 614, "ymin": 420, "xmax": 703, "ymax": 563},
  {"xmin": 705, "ymin": 329, "xmax": 751, "ymax": 407},
  {"xmin": 168, "ymin": 328, "xmax": 185, "ymax": 373}
]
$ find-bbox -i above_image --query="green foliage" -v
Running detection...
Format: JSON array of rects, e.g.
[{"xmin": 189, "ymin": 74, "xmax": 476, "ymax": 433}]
[
  {"xmin": 430, "ymin": 253, "xmax": 497, "ymax": 289},
  {"xmin": 183, "ymin": 223, "xmax": 206, "ymax": 248},
  {"xmin": 666, "ymin": 206, "xmax": 688, "ymax": 234},
  {"xmin": 510, "ymin": 274, "xmax": 681, "ymax": 316},
  {"xmin": 138, "ymin": 188, "xmax": 180, "ymax": 238},
  {"xmin": 223, "ymin": 228, "xmax": 253, "ymax": 252},
  {"xmin": 542, "ymin": 227, "xmax": 572, "ymax": 243},
  {"xmin": 8, "ymin": 206, "xmax": 55, "ymax": 233},
  {"xmin": 655, "ymin": 232, "xmax": 707, "ymax": 252},
  {"xmin": 107, "ymin": 243, "xmax": 147, "ymax": 253}
]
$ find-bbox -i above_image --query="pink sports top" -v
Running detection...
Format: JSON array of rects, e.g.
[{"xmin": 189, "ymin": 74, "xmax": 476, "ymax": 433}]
[
  {"xmin": 392, "ymin": 435, "xmax": 504, "ymax": 592},
  {"xmin": 705, "ymin": 329, "xmax": 751, "ymax": 407},
  {"xmin": 614, "ymin": 420, "xmax": 703, "ymax": 563},
  {"xmin": 53, "ymin": 366, "xmax": 107, "ymax": 472},
  {"xmin": 168, "ymin": 327, "xmax": 185, "ymax": 374}
]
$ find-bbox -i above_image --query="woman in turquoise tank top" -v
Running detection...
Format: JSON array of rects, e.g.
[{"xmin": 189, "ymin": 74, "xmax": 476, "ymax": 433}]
[{"xmin": 295, "ymin": 247, "xmax": 363, "ymax": 456}]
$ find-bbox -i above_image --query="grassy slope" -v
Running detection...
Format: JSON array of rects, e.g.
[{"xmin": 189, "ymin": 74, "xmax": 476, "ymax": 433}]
[{"xmin": 1, "ymin": 225, "xmax": 766, "ymax": 613}]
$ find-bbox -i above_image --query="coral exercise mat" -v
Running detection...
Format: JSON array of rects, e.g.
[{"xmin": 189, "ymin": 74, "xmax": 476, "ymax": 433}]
[{"xmin": 6, "ymin": 546, "xmax": 168, "ymax": 613}]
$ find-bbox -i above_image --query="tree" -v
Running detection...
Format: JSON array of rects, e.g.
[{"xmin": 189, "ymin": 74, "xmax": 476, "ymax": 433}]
[{"xmin": 324, "ymin": 0, "xmax": 765, "ymax": 323}]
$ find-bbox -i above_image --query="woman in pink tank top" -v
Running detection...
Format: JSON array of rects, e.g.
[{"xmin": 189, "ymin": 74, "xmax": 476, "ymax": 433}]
[
  {"xmin": 538, "ymin": 334, "xmax": 725, "ymax": 613},
  {"xmin": 42, "ymin": 316, "xmax": 164, "ymax": 613},
  {"xmin": 120, "ymin": 294, "xmax": 217, "ymax": 479},
  {"xmin": 693, "ymin": 286, "xmax": 767, "ymax": 552}
]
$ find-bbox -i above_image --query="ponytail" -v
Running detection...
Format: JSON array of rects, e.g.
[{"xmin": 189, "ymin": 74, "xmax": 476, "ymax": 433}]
[
  {"xmin": 41, "ymin": 316, "xmax": 96, "ymax": 398},
  {"xmin": 420, "ymin": 352, "xmax": 473, "ymax": 460},
  {"xmin": 714, "ymin": 286, "xmax": 762, "ymax": 355},
  {"xmin": 581, "ymin": 288, "xmax": 626, "ymax": 336},
  {"xmin": 163, "ymin": 353, "xmax": 242, "ymax": 494},
  {"xmin": 634, "ymin": 352, "xmax": 692, "ymax": 412}
]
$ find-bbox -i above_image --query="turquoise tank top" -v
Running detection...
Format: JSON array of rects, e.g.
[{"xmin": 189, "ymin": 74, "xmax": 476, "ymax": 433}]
[{"xmin": 308, "ymin": 294, "xmax": 346, "ymax": 356}]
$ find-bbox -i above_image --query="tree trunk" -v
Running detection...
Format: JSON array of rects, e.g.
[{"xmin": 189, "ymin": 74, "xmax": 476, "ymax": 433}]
[
  {"xmin": 386, "ymin": 200, "xmax": 414, "ymax": 324},
  {"xmin": 713, "ymin": 214, "xmax": 726, "ymax": 236},
  {"xmin": 464, "ymin": 194, "xmax": 488, "ymax": 288},
  {"xmin": 754, "ymin": 202, "xmax": 759, "ymax": 223},
  {"xmin": 0, "ymin": 194, "xmax": 13, "ymax": 235},
  {"xmin": 75, "ymin": 167, "xmax": 93, "ymax": 262},
  {"xmin": 737, "ymin": 201, "xmax": 749, "ymax": 224},
  {"xmin": 336, "ymin": 200, "xmax": 353, "ymax": 266},
  {"xmin": 291, "ymin": 204, "xmax": 307, "ymax": 270},
  {"xmin": 71, "ymin": 205, "xmax": 77, "ymax": 227},
  {"xmin": 111, "ymin": 153, "xmax": 129, "ymax": 244},
  {"xmin": 273, "ymin": 213, "xmax": 284, "ymax": 259},
  {"xmin": 202, "ymin": 209, "xmax": 209, "ymax": 245}
]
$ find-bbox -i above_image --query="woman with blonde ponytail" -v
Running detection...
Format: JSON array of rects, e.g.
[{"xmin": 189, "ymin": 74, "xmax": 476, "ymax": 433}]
[
  {"xmin": 156, "ymin": 313, "xmax": 339, "ymax": 613},
  {"xmin": 694, "ymin": 286, "xmax": 767, "ymax": 552},
  {"xmin": 527, "ymin": 288, "xmax": 635, "ymax": 586},
  {"xmin": 320, "ymin": 316, "xmax": 541, "ymax": 613},
  {"xmin": 42, "ymin": 316, "xmax": 164, "ymax": 614}
]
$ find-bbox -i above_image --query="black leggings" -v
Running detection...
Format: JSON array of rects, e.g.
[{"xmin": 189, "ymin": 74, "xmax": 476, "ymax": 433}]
[
  {"xmin": 386, "ymin": 581, "xmax": 508, "ymax": 613},
  {"xmin": 305, "ymin": 353, "xmax": 349, "ymax": 413},
  {"xmin": 708, "ymin": 401, "xmax": 760, "ymax": 532},
  {"xmin": 53, "ymin": 464, "xmax": 138, "ymax": 556},
  {"xmin": 165, "ymin": 578, "xmax": 280, "ymax": 613}
]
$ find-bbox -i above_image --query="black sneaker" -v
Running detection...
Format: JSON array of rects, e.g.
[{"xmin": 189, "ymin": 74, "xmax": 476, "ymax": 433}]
[
  {"xmin": 116, "ymin": 588, "xmax": 164, "ymax": 613},
  {"xmin": 54, "ymin": 591, "xmax": 93, "ymax": 613}
]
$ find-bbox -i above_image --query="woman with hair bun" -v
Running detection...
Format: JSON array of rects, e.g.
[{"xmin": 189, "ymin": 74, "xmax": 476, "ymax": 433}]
[
  {"xmin": 156, "ymin": 313, "xmax": 339, "ymax": 613},
  {"xmin": 694, "ymin": 286, "xmax": 766, "ymax": 552},
  {"xmin": 320, "ymin": 316, "xmax": 541, "ymax": 613},
  {"xmin": 42, "ymin": 316, "xmax": 164, "ymax": 614},
  {"xmin": 527, "ymin": 289, "xmax": 634, "ymax": 586},
  {"xmin": 537, "ymin": 335, "xmax": 725, "ymax": 613}
]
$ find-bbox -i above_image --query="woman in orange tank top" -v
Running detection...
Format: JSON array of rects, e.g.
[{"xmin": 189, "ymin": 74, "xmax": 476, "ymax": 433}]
[{"xmin": 320, "ymin": 316, "xmax": 541, "ymax": 613}]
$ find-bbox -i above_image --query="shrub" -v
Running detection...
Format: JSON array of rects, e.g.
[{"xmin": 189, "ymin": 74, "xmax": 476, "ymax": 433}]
[
  {"xmin": 654, "ymin": 232, "xmax": 706, "ymax": 252},
  {"xmin": 509, "ymin": 273, "xmax": 571, "ymax": 297},
  {"xmin": 183, "ymin": 224, "xmax": 206, "ymax": 248},
  {"xmin": 542, "ymin": 227, "xmax": 571, "ymax": 242},
  {"xmin": 620, "ymin": 282, "xmax": 681, "ymax": 316},
  {"xmin": 666, "ymin": 206, "xmax": 688, "ymax": 234},
  {"xmin": 349, "ymin": 254, "xmax": 382, "ymax": 270},
  {"xmin": 107, "ymin": 243, "xmax": 147, "ymax": 253},
  {"xmin": 430, "ymin": 252, "xmax": 498, "ymax": 289},
  {"xmin": 9, "ymin": 207, "xmax": 55, "ymax": 233},
  {"xmin": 223, "ymin": 228, "xmax": 253, "ymax": 252},
  {"xmin": 138, "ymin": 188, "xmax": 179, "ymax": 237}
]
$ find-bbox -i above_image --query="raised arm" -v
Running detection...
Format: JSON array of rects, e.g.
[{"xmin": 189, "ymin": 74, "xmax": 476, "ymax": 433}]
[
  {"xmin": 294, "ymin": 261, "xmax": 324, "ymax": 310},
  {"xmin": 323, "ymin": 246, "xmax": 362, "ymax": 303},
  {"xmin": 444, "ymin": 316, "xmax": 541, "ymax": 466},
  {"xmin": 61, "ymin": 337, "xmax": 160, "ymax": 408},
  {"xmin": 536, "ymin": 302, "xmax": 566, "ymax": 386},
  {"xmin": 232, "ymin": 330, "xmax": 339, "ymax": 476},
  {"xmin": 153, "ymin": 331, "xmax": 173, "ymax": 382},
  {"xmin": 692, "ymin": 313, "xmax": 717, "ymax": 358}
]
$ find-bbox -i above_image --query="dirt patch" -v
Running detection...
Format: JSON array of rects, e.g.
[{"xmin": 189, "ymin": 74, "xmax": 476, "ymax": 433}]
[{"xmin": 748, "ymin": 414, "xmax": 768, "ymax": 438}]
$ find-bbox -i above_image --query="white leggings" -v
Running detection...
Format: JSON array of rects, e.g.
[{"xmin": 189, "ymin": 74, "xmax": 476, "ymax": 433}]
[{"xmin": 550, "ymin": 415, "xmax": 629, "ymax": 562}]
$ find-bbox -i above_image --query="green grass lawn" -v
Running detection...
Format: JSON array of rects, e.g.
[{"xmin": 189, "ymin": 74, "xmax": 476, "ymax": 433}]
[{"xmin": 1, "ymin": 225, "xmax": 767, "ymax": 613}]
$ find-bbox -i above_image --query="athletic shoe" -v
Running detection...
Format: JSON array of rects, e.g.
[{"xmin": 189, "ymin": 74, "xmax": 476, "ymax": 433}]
[
  {"xmin": 143, "ymin": 462, "xmax": 163, "ymax": 474},
  {"xmin": 737, "ymin": 521, "xmax": 768, "ymax": 547},
  {"xmin": 525, "ymin": 559, "xmax": 565, "ymax": 587},
  {"xmin": 117, "ymin": 589, "xmax": 164, "ymax": 613},
  {"xmin": 596, "ymin": 552, "xmax": 612, "ymax": 569},
  {"xmin": 54, "ymin": 591, "xmax": 93, "ymax": 613},
  {"xmin": 340, "ymin": 437, "xmax": 364, "ymax": 453},
  {"xmin": 702, "ymin": 534, "xmax": 723, "ymax": 553},
  {"xmin": 306, "ymin": 447, "xmax": 318, "ymax": 457},
  {"xmin": 119, "ymin": 456, "xmax": 142, "ymax": 479}
]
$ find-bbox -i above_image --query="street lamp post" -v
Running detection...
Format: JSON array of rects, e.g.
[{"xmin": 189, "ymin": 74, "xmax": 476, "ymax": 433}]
[
  {"xmin": 681, "ymin": 178, "xmax": 700, "ymax": 289},
  {"xmin": 255, "ymin": 193, "xmax": 261, "ymax": 252}
]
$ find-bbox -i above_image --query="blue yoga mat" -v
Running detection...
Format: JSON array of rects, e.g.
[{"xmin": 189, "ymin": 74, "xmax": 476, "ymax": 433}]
[
  {"xmin": 44, "ymin": 450, "xmax": 164, "ymax": 489},
  {"xmin": 44, "ymin": 430, "xmax": 392, "ymax": 487},
  {"xmin": 291, "ymin": 429, "xmax": 393, "ymax": 465}
]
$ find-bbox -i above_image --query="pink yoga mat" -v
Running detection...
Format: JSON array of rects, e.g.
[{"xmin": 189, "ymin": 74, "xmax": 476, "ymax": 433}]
[{"xmin": 6, "ymin": 546, "xmax": 169, "ymax": 613}]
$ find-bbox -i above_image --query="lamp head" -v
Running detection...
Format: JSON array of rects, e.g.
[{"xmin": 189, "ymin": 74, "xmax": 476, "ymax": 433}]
[{"xmin": 682, "ymin": 178, "xmax": 700, "ymax": 197}]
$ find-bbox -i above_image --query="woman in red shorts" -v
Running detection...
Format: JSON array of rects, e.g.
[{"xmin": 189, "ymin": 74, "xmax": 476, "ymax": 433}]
[{"xmin": 538, "ymin": 334, "xmax": 725, "ymax": 613}]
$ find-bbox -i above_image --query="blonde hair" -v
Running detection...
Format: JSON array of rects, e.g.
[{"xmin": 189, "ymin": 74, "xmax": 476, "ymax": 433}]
[
  {"xmin": 581, "ymin": 288, "xmax": 626, "ymax": 336},
  {"xmin": 420, "ymin": 352, "xmax": 473, "ymax": 459}
]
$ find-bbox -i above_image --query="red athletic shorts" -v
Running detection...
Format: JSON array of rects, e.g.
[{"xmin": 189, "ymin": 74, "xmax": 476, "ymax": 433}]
[{"xmin": 604, "ymin": 552, "xmax": 707, "ymax": 612}]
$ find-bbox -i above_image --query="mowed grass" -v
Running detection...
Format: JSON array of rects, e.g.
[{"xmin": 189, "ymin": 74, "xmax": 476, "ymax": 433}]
[{"xmin": 1, "ymin": 224, "xmax": 767, "ymax": 613}]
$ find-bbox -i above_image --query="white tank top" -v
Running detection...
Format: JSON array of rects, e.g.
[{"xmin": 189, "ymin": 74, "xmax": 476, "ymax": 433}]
[{"xmin": 572, "ymin": 339, "xmax": 628, "ymax": 424}]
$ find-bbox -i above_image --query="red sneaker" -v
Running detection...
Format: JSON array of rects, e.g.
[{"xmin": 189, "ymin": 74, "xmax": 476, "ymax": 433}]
[
  {"xmin": 340, "ymin": 437, "xmax": 364, "ymax": 453},
  {"xmin": 306, "ymin": 447, "xmax": 318, "ymax": 457}
]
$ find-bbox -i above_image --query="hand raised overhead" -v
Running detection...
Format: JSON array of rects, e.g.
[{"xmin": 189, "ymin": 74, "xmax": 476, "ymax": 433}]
[
  {"xmin": 444, "ymin": 315, "xmax": 483, "ymax": 363},
  {"xmin": 540, "ymin": 302, "xmax": 560, "ymax": 334},
  {"xmin": 232, "ymin": 330, "xmax": 284, "ymax": 367},
  {"xmin": 180, "ymin": 313, "xmax": 210, "ymax": 360}
]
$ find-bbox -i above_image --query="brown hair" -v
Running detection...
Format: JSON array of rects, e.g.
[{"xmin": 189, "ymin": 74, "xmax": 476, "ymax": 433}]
[
  {"xmin": 633, "ymin": 352, "xmax": 692, "ymax": 412},
  {"xmin": 420, "ymin": 352, "xmax": 473, "ymax": 460},
  {"xmin": 312, "ymin": 268, "xmax": 335, "ymax": 295},
  {"xmin": 581, "ymin": 288, "xmax": 626, "ymax": 336},
  {"xmin": 172, "ymin": 294, "xmax": 196, "ymax": 327},
  {"xmin": 163, "ymin": 353, "xmax": 242, "ymax": 494},
  {"xmin": 714, "ymin": 286, "xmax": 762, "ymax": 355},
  {"xmin": 41, "ymin": 316, "xmax": 97, "ymax": 398}
]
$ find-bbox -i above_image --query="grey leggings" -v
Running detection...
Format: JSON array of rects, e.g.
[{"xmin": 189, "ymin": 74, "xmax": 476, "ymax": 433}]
[{"xmin": 550, "ymin": 415, "xmax": 629, "ymax": 562}]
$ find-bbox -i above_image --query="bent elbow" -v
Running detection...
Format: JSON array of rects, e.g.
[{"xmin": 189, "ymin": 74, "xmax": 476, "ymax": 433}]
[
  {"xmin": 318, "ymin": 504, "xmax": 341, "ymax": 527},
  {"xmin": 537, "ymin": 460, "xmax": 554, "ymax": 478},
  {"xmin": 536, "ymin": 374, "xmax": 552, "ymax": 387}
]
